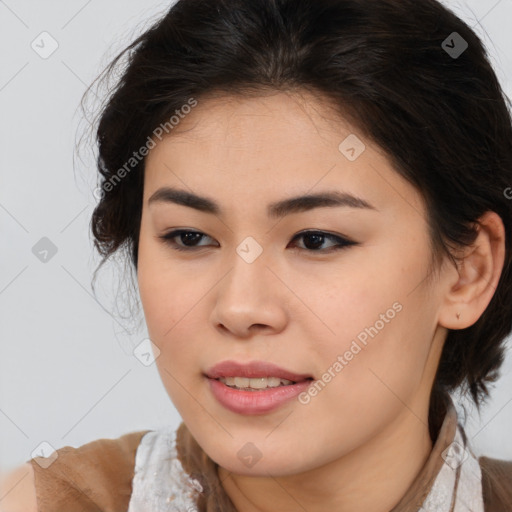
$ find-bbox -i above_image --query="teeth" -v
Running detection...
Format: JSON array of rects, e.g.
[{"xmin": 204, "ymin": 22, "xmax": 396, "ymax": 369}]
[{"xmin": 218, "ymin": 376, "xmax": 295, "ymax": 390}]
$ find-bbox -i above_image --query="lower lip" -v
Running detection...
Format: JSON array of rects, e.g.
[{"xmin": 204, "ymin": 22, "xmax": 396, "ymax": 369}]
[{"xmin": 207, "ymin": 377, "xmax": 313, "ymax": 415}]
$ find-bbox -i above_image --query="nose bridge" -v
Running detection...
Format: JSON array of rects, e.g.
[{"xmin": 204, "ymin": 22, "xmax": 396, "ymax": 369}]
[
  {"xmin": 226, "ymin": 234, "xmax": 270, "ymax": 292},
  {"xmin": 214, "ymin": 232, "xmax": 284, "ymax": 314}
]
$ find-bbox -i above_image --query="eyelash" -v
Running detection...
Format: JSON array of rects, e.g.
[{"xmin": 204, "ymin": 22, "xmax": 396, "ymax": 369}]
[{"xmin": 158, "ymin": 229, "xmax": 357, "ymax": 253}]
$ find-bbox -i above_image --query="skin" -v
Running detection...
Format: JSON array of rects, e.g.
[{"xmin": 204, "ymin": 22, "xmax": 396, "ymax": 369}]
[
  {"xmin": 0, "ymin": 464, "xmax": 37, "ymax": 512},
  {"xmin": 136, "ymin": 90, "xmax": 505, "ymax": 512}
]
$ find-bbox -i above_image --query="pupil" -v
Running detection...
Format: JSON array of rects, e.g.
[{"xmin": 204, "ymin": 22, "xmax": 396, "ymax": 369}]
[
  {"xmin": 304, "ymin": 233, "xmax": 323, "ymax": 249},
  {"xmin": 182, "ymin": 232, "xmax": 201, "ymax": 246}
]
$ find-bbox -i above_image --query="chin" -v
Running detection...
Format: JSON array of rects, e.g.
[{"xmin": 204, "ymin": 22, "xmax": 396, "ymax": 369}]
[
  {"xmin": 199, "ymin": 438, "xmax": 316, "ymax": 478},
  {"xmin": 216, "ymin": 456, "xmax": 304, "ymax": 477}
]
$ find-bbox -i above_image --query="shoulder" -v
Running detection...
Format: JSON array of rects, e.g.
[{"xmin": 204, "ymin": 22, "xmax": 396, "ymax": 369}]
[
  {"xmin": 27, "ymin": 429, "xmax": 152, "ymax": 512},
  {"xmin": 479, "ymin": 455, "xmax": 512, "ymax": 512},
  {"xmin": 0, "ymin": 462, "xmax": 37, "ymax": 512}
]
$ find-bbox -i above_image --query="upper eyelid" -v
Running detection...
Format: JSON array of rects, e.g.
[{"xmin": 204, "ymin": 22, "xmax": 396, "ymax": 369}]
[{"xmin": 160, "ymin": 228, "xmax": 349, "ymax": 238}]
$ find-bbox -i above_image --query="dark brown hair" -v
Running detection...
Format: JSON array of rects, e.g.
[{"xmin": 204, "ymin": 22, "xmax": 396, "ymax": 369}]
[{"xmin": 86, "ymin": 0, "xmax": 512, "ymax": 509}]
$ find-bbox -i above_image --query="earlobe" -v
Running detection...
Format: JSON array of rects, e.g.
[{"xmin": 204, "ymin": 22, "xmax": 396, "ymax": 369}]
[{"xmin": 438, "ymin": 211, "xmax": 506, "ymax": 330}]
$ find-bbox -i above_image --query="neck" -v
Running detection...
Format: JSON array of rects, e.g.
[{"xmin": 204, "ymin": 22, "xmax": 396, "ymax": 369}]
[{"xmin": 218, "ymin": 405, "xmax": 434, "ymax": 512}]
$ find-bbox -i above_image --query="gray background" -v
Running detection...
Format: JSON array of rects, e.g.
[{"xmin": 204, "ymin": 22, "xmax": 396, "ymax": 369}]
[{"xmin": 1, "ymin": 0, "xmax": 512, "ymax": 472}]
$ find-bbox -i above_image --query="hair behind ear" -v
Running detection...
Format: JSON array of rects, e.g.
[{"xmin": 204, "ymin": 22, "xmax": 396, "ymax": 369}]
[{"xmin": 428, "ymin": 380, "xmax": 450, "ymax": 442}]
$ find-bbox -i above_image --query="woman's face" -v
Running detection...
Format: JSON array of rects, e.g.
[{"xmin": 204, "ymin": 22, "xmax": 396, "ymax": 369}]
[{"xmin": 137, "ymin": 91, "xmax": 452, "ymax": 476}]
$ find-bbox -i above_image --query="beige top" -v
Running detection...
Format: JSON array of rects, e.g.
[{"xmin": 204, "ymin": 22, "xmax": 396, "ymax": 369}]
[{"xmin": 27, "ymin": 401, "xmax": 512, "ymax": 511}]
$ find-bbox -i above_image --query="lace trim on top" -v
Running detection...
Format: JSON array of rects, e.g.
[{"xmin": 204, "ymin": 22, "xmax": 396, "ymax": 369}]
[
  {"xmin": 420, "ymin": 426, "xmax": 484, "ymax": 512},
  {"xmin": 127, "ymin": 427, "xmax": 201, "ymax": 512}
]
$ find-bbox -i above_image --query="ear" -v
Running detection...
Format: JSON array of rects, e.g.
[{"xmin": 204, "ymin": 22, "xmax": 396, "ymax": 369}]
[{"xmin": 438, "ymin": 211, "xmax": 506, "ymax": 330}]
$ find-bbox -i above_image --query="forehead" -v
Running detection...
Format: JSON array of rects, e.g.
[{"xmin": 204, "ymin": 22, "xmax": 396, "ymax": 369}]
[
  {"xmin": 149, "ymin": 91, "xmax": 355, "ymax": 157},
  {"xmin": 143, "ymin": 91, "xmax": 426, "ymax": 220}
]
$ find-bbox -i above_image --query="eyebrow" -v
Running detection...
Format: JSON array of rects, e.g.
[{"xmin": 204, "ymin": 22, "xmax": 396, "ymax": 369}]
[{"xmin": 147, "ymin": 186, "xmax": 377, "ymax": 218}]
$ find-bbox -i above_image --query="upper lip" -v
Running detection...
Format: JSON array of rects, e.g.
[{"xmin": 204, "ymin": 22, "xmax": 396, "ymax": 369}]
[{"xmin": 204, "ymin": 360, "xmax": 313, "ymax": 382}]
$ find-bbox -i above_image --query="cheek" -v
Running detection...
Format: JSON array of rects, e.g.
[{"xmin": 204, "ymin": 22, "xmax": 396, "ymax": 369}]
[
  {"xmin": 138, "ymin": 267, "xmax": 203, "ymax": 410},
  {"xmin": 136, "ymin": 230, "xmax": 210, "ymax": 332},
  {"xmin": 138, "ymin": 268, "xmax": 198, "ymax": 367},
  {"xmin": 136, "ymin": 242, "xmax": 199, "ymax": 400},
  {"xmin": 302, "ymin": 253, "xmax": 434, "ymax": 402},
  {"xmin": 137, "ymin": 231, "xmax": 194, "ymax": 338}
]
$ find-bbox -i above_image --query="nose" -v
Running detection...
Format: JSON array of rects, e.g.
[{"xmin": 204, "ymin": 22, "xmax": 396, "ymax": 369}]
[{"xmin": 209, "ymin": 244, "xmax": 289, "ymax": 339}]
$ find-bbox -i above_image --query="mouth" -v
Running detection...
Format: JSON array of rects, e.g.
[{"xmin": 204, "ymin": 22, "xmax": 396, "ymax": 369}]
[
  {"xmin": 204, "ymin": 360, "xmax": 315, "ymax": 414},
  {"xmin": 215, "ymin": 376, "xmax": 309, "ymax": 391},
  {"xmin": 204, "ymin": 359, "xmax": 314, "ymax": 385}
]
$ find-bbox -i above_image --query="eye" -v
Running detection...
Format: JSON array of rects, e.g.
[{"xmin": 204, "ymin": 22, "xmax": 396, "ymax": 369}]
[
  {"xmin": 158, "ymin": 229, "xmax": 357, "ymax": 253},
  {"xmin": 288, "ymin": 230, "xmax": 357, "ymax": 253},
  {"xmin": 158, "ymin": 229, "xmax": 217, "ymax": 251}
]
